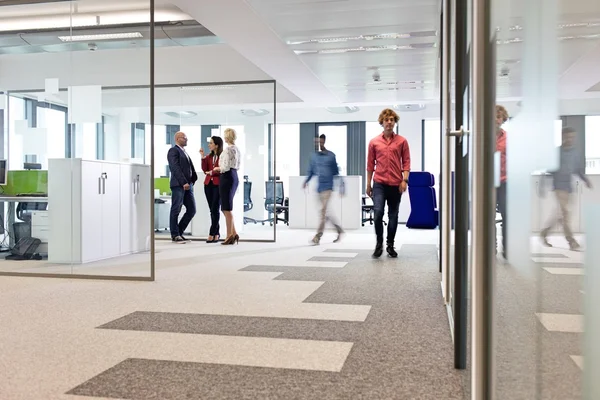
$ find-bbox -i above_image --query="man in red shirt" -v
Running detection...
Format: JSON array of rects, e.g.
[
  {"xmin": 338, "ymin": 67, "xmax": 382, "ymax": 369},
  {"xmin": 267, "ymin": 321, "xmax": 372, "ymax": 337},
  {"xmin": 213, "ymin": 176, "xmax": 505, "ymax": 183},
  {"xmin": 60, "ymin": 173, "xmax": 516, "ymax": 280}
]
[
  {"xmin": 367, "ymin": 108, "xmax": 411, "ymax": 258},
  {"xmin": 495, "ymin": 105, "xmax": 508, "ymax": 259}
]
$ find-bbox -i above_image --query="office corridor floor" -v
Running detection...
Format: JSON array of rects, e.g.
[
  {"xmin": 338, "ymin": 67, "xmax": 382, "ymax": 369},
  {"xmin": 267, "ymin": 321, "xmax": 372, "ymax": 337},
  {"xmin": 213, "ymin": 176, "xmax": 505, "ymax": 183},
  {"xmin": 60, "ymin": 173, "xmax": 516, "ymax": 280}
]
[{"xmin": 0, "ymin": 229, "xmax": 465, "ymax": 400}]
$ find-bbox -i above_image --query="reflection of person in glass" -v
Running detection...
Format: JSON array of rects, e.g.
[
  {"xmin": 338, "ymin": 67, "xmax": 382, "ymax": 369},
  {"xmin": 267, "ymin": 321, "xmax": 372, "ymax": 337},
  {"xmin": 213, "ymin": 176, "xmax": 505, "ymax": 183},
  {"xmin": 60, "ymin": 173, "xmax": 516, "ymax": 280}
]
[
  {"xmin": 541, "ymin": 127, "xmax": 592, "ymax": 250},
  {"xmin": 303, "ymin": 134, "xmax": 345, "ymax": 245},
  {"xmin": 200, "ymin": 136, "xmax": 223, "ymax": 243},
  {"xmin": 167, "ymin": 131, "xmax": 198, "ymax": 244},
  {"xmin": 213, "ymin": 128, "xmax": 241, "ymax": 245},
  {"xmin": 366, "ymin": 108, "xmax": 411, "ymax": 258},
  {"xmin": 495, "ymin": 105, "xmax": 508, "ymax": 259}
]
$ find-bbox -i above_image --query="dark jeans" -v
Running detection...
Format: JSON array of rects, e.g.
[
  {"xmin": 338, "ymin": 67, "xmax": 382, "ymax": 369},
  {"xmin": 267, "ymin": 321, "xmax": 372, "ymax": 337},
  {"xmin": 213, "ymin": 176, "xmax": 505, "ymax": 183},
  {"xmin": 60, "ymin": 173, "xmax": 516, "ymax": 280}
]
[
  {"xmin": 496, "ymin": 182, "xmax": 507, "ymax": 256},
  {"xmin": 373, "ymin": 182, "xmax": 402, "ymax": 245},
  {"xmin": 204, "ymin": 182, "xmax": 221, "ymax": 236},
  {"xmin": 170, "ymin": 185, "xmax": 196, "ymax": 238}
]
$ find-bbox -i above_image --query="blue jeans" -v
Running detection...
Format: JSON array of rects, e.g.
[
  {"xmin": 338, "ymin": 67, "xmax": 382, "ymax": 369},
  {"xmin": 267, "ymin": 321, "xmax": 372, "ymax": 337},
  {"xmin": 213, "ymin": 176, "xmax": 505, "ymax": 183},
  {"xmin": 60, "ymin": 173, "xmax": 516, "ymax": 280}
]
[
  {"xmin": 170, "ymin": 185, "xmax": 196, "ymax": 238},
  {"xmin": 373, "ymin": 182, "xmax": 402, "ymax": 245}
]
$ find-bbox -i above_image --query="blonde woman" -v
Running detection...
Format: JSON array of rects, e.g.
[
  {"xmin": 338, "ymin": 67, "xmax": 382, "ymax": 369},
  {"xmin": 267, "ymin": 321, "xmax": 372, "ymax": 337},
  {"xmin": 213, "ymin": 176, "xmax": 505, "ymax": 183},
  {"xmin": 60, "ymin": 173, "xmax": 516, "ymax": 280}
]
[{"xmin": 213, "ymin": 128, "xmax": 241, "ymax": 245}]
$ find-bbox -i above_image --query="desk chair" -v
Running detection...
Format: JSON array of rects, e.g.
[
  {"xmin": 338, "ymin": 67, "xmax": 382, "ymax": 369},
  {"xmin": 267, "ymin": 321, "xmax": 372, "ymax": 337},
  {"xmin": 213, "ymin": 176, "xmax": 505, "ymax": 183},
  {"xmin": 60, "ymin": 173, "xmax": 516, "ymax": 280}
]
[
  {"xmin": 260, "ymin": 180, "xmax": 289, "ymax": 226},
  {"xmin": 15, "ymin": 200, "xmax": 48, "ymax": 243},
  {"xmin": 361, "ymin": 195, "xmax": 387, "ymax": 227},
  {"xmin": 243, "ymin": 176, "xmax": 258, "ymax": 225}
]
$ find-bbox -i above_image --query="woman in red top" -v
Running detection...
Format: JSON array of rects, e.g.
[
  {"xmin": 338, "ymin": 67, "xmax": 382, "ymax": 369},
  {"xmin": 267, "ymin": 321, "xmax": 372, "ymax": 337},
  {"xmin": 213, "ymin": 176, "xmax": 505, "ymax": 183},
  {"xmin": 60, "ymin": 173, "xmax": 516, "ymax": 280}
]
[{"xmin": 200, "ymin": 136, "xmax": 223, "ymax": 243}]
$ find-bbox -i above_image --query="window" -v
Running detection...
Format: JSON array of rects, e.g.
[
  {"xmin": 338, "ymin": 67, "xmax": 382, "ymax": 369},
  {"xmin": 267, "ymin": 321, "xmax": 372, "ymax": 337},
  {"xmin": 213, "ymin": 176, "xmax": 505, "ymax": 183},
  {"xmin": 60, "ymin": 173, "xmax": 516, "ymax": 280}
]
[
  {"xmin": 365, "ymin": 121, "xmax": 381, "ymax": 159},
  {"xmin": 73, "ymin": 123, "xmax": 97, "ymax": 160},
  {"xmin": 317, "ymin": 125, "xmax": 347, "ymax": 176},
  {"xmin": 274, "ymin": 123, "xmax": 300, "ymax": 196},
  {"xmin": 422, "ymin": 119, "xmax": 442, "ymax": 177},
  {"xmin": 7, "ymin": 96, "xmax": 25, "ymax": 170},
  {"xmin": 585, "ymin": 116, "xmax": 600, "ymax": 174}
]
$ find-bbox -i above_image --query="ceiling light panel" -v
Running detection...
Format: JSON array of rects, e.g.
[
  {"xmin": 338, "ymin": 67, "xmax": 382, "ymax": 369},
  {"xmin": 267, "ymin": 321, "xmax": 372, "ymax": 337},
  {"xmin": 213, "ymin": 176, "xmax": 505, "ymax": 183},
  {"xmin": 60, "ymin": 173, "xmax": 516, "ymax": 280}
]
[
  {"xmin": 58, "ymin": 32, "xmax": 143, "ymax": 42},
  {"xmin": 286, "ymin": 30, "xmax": 437, "ymax": 45},
  {"xmin": 0, "ymin": 9, "xmax": 191, "ymax": 32},
  {"xmin": 294, "ymin": 43, "xmax": 436, "ymax": 55}
]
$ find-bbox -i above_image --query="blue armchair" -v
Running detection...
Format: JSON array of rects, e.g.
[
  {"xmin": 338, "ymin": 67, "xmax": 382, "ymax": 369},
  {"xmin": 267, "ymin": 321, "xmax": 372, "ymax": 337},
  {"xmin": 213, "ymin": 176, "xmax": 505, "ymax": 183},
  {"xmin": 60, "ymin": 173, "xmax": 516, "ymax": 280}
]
[{"xmin": 406, "ymin": 172, "xmax": 439, "ymax": 229}]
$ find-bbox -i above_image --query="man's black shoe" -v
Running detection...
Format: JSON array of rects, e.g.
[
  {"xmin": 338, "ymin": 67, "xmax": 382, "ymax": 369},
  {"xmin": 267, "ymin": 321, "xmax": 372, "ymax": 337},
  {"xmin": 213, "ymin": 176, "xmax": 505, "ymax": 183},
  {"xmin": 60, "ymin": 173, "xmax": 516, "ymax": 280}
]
[
  {"xmin": 386, "ymin": 245, "xmax": 398, "ymax": 258},
  {"xmin": 372, "ymin": 243, "xmax": 383, "ymax": 258}
]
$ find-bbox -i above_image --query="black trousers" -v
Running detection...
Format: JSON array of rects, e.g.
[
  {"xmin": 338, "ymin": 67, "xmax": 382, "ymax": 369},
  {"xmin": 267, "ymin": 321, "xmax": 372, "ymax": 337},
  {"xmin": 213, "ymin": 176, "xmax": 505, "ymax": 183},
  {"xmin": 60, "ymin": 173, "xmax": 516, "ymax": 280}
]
[
  {"xmin": 496, "ymin": 182, "xmax": 507, "ymax": 257},
  {"xmin": 204, "ymin": 182, "xmax": 221, "ymax": 237}
]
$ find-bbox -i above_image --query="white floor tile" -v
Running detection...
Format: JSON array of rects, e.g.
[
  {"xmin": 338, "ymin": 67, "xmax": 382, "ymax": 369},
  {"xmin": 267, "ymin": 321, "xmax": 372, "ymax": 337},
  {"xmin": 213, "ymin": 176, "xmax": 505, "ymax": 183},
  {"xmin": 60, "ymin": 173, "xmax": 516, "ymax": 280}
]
[
  {"xmin": 97, "ymin": 330, "xmax": 354, "ymax": 372},
  {"xmin": 570, "ymin": 355, "xmax": 583, "ymax": 370},
  {"xmin": 317, "ymin": 252, "xmax": 358, "ymax": 258},
  {"xmin": 543, "ymin": 268, "xmax": 584, "ymax": 276},
  {"xmin": 536, "ymin": 313, "xmax": 584, "ymax": 333}
]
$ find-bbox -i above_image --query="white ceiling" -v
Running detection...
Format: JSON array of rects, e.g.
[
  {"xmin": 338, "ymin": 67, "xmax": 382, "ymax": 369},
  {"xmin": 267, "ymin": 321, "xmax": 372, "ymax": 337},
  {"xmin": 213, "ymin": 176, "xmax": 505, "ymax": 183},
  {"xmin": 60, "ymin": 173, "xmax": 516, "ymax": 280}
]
[{"xmin": 1, "ymin": 0, "xmax": 600, "ymax": 114}]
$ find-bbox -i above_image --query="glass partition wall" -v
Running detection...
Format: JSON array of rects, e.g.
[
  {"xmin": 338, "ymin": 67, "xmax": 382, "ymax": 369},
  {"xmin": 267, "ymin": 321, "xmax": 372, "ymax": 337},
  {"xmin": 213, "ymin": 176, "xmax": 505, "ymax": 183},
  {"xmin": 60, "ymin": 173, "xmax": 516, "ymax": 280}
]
[
  {"xmin": 0, "ymin": 0, "xmax": 154, "ymax": 280},
  {"xmin": 0, "ymin": 0, "xmax": 278, "ymax": 280},
  {"xmin": 149, "ymin": 82, "xmax": 277, "ymax": 242}
]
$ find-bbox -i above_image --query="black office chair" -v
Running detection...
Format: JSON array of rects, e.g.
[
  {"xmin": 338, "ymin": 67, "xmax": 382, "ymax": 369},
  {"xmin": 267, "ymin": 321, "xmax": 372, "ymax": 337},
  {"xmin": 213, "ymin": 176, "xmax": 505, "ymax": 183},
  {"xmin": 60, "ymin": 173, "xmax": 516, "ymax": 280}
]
[
  {"xmin": 361, "ymin": 195, "xmax": 387, "ymax": 227},
  {"xmin": 243, "ymin": 176, "xmax": 258, "ymax": 225},
  {"xmin": 14, "ymin": 201, "xmax": 48, "ymax": 243},
  {"xmin": 260, "ymin": 180, "xmax": 289, "ymax": 226}
]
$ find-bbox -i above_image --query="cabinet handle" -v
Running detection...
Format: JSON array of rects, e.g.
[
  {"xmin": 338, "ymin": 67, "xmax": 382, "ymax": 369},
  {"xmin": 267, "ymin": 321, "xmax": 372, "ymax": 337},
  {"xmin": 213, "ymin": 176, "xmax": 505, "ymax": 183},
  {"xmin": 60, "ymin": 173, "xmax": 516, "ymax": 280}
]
[{"xmin": 98, "ymin": 177, "xmax": 102, "ymax": 194}]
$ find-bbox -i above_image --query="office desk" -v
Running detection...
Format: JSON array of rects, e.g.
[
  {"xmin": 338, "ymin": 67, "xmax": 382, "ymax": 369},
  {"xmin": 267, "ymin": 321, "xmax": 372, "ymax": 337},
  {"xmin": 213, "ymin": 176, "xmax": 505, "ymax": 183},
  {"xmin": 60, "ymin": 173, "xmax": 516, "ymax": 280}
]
[
  {"xmin": 288, "ymin": 176, "xmax": 362, "ymax": 230},
  {"xmin": 0, "ymin": 195, "xmax": 49, "ymax": 248}
]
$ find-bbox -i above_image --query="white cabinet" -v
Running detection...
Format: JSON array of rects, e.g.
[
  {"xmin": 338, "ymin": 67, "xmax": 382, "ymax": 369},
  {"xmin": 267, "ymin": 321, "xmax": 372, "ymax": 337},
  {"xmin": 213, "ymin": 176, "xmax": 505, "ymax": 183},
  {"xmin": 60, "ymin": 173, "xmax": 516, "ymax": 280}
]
[
  {"xmin": 120, "ymin": 164, "xmax": 151, "ymax": 254},
  {"xmin": 48, "ymin": 159, "xmax": 151, "ymax": 264}
]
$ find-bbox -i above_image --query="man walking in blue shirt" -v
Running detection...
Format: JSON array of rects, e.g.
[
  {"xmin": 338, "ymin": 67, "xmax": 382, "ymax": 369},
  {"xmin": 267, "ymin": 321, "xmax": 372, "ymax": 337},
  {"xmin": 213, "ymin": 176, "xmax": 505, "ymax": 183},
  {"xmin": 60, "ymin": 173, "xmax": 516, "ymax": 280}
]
[
  {"xmin": 541, "ymin": 127, "xmax": 592, "ymax": 250},
  {"xmin": 304, "ymin": 134, "xmax": 344, "ymax": 245}
]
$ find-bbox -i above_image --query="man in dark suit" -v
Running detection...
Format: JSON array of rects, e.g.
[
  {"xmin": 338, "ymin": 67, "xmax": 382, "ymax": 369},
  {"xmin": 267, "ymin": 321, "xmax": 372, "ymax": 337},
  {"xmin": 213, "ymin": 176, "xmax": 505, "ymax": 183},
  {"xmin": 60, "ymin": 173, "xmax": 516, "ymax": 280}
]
[{"xmin": 167, "ymin": 131, "xmax": 198, "ymax": 243}]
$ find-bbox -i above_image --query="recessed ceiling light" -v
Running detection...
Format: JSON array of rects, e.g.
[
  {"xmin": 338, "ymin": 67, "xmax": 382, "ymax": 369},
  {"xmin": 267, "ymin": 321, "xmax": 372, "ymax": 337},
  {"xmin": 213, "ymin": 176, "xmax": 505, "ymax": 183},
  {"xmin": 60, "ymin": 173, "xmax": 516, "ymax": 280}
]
[
  {"xmin": 164, "ymin": 111, "xmax": 198, "ymax": 119},
  {"xmin": 325, "ymin": 106, "xmax": 360, "ymax": 114},
  {"xmin": 58, "ymin": 32, "xmax": 143, "ymax": 42},
  {"xmin": 393, "ymin": 104, "xmax": 426, "ymax": 112}
]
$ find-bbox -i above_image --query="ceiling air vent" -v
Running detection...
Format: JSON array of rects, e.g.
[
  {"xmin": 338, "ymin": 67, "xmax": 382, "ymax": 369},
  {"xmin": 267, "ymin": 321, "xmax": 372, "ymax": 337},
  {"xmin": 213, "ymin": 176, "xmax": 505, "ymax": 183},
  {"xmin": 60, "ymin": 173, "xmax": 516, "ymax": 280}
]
[
  {"xmin": 325, "ymin": 106, "xmax": 359, "ymax": 114},
  {"xmin": 240, "ymin": 109, "xmax": 270, "ymax": 117}
]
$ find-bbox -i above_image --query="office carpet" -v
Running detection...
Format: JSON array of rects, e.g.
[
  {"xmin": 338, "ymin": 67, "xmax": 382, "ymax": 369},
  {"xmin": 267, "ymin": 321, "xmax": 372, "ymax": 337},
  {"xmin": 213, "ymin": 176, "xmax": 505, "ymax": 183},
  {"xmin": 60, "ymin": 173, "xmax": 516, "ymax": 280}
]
[{"xmin": 68, "ymin": 244, "xmax": 466, "ymax": 400}]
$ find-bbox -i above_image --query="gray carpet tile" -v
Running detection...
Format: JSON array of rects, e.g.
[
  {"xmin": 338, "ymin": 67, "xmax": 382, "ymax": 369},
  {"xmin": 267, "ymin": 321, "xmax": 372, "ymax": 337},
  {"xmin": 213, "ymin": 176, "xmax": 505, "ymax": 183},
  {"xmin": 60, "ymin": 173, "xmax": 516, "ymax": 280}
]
[
  {"xmin": 69, "ymin": 244, "xmax": 466, "ymax": 400},
  {"xmin": 495, "ymin": 258, "xmax": 583, "ymax": 400},
  {"xmin": 98, "ymin": 311, "xmax": 364, "ymax": 342}
]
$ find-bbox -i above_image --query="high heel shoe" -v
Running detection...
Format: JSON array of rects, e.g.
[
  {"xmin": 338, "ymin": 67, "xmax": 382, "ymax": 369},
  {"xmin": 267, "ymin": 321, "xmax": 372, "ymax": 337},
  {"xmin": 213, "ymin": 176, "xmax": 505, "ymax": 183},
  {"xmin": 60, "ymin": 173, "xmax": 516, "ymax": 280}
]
[{"xmin": 221, "ymin": 234, "xmax": 239, "ymax": 245}]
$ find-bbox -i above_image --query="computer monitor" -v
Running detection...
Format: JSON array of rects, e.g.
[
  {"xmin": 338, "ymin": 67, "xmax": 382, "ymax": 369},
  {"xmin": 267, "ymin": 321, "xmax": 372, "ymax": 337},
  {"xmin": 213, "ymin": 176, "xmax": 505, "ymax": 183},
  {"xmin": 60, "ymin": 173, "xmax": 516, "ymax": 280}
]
[{"xmin": 0, "ymin": 160, "xmax": 7, "ymax": 186}]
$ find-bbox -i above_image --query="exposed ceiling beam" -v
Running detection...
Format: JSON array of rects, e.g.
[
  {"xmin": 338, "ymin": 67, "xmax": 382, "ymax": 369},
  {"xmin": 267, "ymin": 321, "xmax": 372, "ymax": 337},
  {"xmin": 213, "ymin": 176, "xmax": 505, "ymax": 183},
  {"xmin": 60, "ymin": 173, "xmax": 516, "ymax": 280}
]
[{"xmin": 172, "ymin": 0, "xmax": 340, "ymax": 106}]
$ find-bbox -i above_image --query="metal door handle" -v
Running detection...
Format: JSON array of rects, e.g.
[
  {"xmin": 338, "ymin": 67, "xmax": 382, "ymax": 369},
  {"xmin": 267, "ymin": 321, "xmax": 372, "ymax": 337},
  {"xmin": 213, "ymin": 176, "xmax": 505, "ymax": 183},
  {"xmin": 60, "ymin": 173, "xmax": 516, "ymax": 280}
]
[
  {"xmin": 447, "ymin": 126, "xmax": 470, "ymax": 137},
  {"xmin": 98, "ymin": 177, "xmax": 102, "ymax": 194}
]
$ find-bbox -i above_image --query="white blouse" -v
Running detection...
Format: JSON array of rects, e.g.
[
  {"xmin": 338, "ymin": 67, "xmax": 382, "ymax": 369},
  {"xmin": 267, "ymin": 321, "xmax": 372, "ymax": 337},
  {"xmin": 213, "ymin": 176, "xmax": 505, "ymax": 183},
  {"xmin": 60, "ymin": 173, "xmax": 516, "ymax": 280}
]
[{"xmin": 220, "ymin": 145, "xmax": 241, "ymax": 172}]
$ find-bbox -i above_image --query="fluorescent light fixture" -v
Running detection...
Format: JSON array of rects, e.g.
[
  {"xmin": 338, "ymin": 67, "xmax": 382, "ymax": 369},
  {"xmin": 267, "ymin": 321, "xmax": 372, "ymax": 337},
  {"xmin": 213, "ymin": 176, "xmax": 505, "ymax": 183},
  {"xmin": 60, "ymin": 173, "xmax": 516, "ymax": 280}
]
[
  {"xmin": 294, "ymin": 43, "xmax": 436, "ymax": 55},
  {"xmin": 0, "ymin": 9, "xmax": 190, "ymax": 32},
  {"xmin": 240, "ymin": 109, "xmax": 270, "ymax": 117},
  {"xmin": 286, "ymin": 31, "xmax": 437, "ymax": 45},
  {"xmin": 58, "ymin": 32, "xmax": 143, "ymax": 42}
]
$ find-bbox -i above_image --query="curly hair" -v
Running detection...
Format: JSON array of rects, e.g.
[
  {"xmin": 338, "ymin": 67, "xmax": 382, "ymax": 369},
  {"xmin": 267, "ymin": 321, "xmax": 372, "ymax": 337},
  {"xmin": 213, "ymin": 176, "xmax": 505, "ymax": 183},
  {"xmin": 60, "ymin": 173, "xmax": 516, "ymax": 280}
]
[
  {"xmin": 496, "ymin": 105, "xmax": 509, "ymax": 124},
  {"xmin": 378, "ymin": 108, "xmax": 400, "ymax": 126}
]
